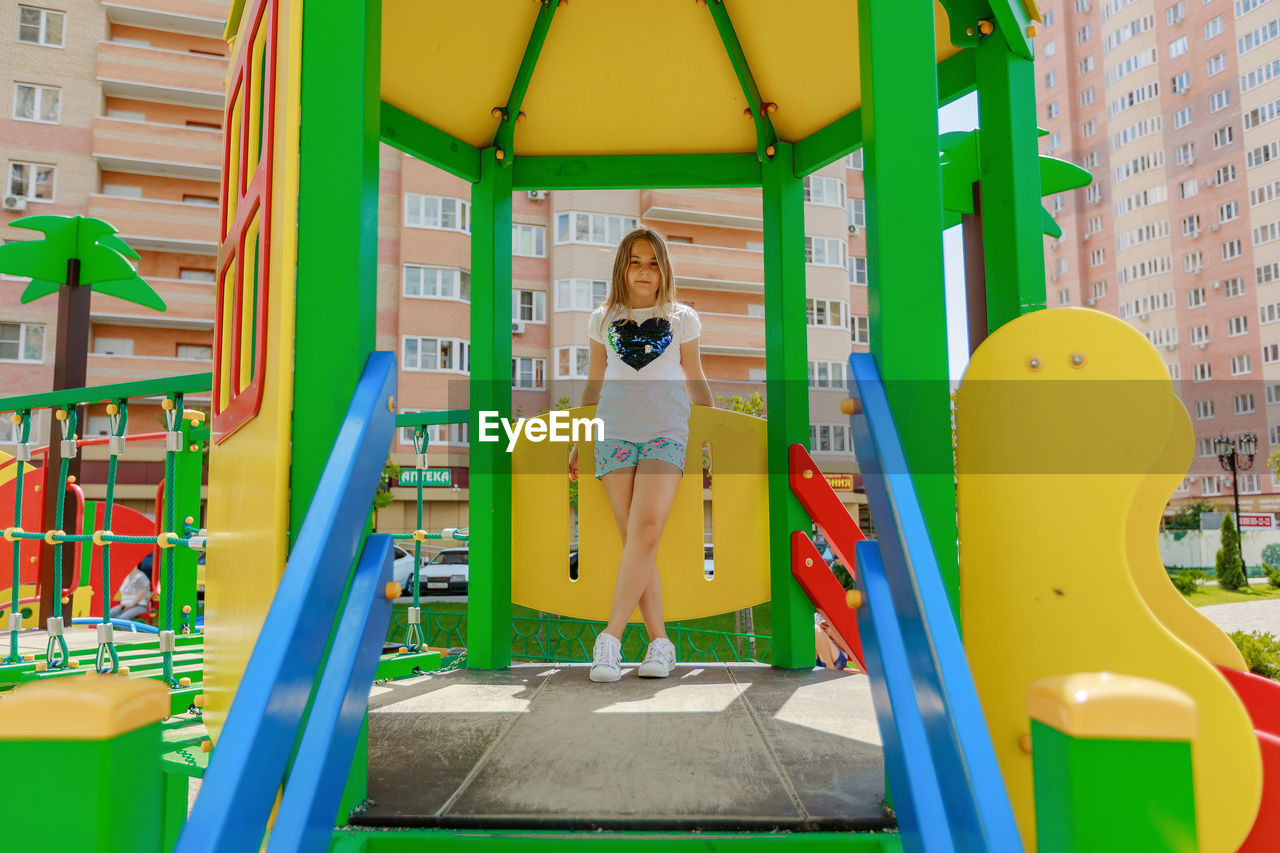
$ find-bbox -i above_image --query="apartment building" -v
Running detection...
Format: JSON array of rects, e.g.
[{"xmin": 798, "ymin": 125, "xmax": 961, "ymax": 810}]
[
  {"xmin": 1, "ymin": 0, "xmax": 227, "ymax": 507},
  {"xmin": 1037, "ymin": 0, "xmax": 1280, "ymax": 512}
]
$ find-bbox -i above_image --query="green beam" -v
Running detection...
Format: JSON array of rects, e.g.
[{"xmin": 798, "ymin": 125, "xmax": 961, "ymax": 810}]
[
  {"xmin": 0, "ymin": 373, "xmax": 211, "ymax": 414},
  {"xmin": 988, "ymin": 0, "xmax": 1035, "ymax": 58},
  {"xmin": 761, "ymin": 141, "xmax": 814, "ymax": 669},
  {"xmin": 292, "ymin": 0, "xmax": 381, "ymax": 544},
  {"xmin": 467, "ymin": 148, "xmax": 514, "ymax": 670},
  {"xmin": 794, "ymin": 49, "xmax": 977, "ymax": 178},
  {"xmin": 513, "ymin": 154, "xmax": 761, "ymax": 191},
  {"xmin": 395, "ymin": 410, "xmax": 469, "ymax": 428},
  {"xmin": 380, "ymin": 102, "xmax": 481, "ymax": 184},
  {"xmin": 493, "ymin": 1, "xmax": 558, "ymax": 157},
  {"xmin": 704, "ymin": 0, "xmax": 776, "ymax": 161},
  {"xmin": 976, "ymin": 32, "xmax": 1046, "ymax": 330},
  {"xmin": 859, "ymin": 0, "xmax": 958, "ymax": 619}
]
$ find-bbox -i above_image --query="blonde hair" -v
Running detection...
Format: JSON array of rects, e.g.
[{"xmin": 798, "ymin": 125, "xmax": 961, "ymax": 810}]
[{"xmin": 604, "ymin": 228, "xmax": 677, "ymax": 322}]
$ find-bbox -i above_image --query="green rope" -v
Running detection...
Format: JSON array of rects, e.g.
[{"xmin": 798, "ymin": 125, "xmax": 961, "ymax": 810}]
[
  {"xmin": 95, "ymin": 400, "xmax": 126, "ymax": 674},
  {"xmin": 46, "ymin": 407, "xmax": 73, "ymax": 669},
  {"xmin": 405, "ymin": 425, "xmax": 427, "ymax": 652},
  {"xmin": 4, "ymin": 410, "xmax": 31, "ymax": 665},
  {"xmin": 160, "ymin": 394, "xmax": 183, "ymax": 686}
]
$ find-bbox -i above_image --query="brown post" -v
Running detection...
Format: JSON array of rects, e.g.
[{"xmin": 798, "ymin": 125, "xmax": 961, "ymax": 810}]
[
  {"xmin": 38, "ymin": 260, "xmax": 90, "ymax": 627},
  {"xmin": 962, "ymin": 183, "xmax": 990, "ymax": 356}
]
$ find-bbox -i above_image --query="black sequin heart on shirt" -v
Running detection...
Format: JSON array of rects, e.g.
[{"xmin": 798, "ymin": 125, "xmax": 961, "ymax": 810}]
[{"xmin": 609, "ymin": 317, "xmax": 673, "ymax": 371}]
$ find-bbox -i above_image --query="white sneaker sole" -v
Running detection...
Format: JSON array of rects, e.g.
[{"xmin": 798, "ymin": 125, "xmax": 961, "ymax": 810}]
[
  {"xmin": 637, "ymin": 662, "xmax": 672, "ymax": 678},
  {"xmin": 590, "ymin": 666, "xmax": 621, "ymax": 682}
]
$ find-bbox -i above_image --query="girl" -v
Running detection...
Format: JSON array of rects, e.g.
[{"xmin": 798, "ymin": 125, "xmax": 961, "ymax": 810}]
[{"xmin": 569, "ymin": 228, "xmax": 713, "ymax": 682}]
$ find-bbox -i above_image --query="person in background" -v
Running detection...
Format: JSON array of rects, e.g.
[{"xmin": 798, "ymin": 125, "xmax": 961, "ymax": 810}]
[
  {"xmin": 815, "ymin": 608, "xmax": 857, "ymax": 671},
  {"xmin": 110, "ymin": 555, "xmax": 152, "ymax": 622}
]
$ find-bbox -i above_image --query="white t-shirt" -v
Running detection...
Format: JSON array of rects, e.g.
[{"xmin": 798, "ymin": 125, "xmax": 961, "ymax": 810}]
[{"xmin": 587, "ymin": 302, "xmax": 702, "ymax": 444}]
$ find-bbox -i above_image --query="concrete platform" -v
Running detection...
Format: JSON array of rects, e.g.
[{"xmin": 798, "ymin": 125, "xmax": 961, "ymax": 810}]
[{"xmin": 355, "ymin": 662, "xmax": 892, "ymax": 833}]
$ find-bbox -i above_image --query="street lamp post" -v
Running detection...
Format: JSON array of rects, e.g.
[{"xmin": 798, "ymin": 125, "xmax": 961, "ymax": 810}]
[{"xmin": 1215, "ymin": 433, "xmax": 1258, "ymax": 579}]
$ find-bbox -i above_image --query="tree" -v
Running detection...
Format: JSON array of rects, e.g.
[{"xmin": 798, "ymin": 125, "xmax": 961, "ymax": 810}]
[
  {"xmin": 370, "ymin": 457, "xmax": 401, "ymax": 532},
  {"xmin": 718, "ymin": 392, "xmax": 765, "ymax": 418},
  {"xmin": 1166, "ymin": 498, "xmax": 1216, "ymax": 530},
  {"xmin": 1216, "ymin": 513, "xmax": 1247, "ymax": 591}
]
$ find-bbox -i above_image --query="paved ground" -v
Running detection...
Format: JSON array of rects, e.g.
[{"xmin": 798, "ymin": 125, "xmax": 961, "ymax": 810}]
[
  {"xmin": 1199, "ymin": 598, "xmax": 1280, "ymax": 634},
  {"xmin": 356, "ymin": 662, "xmax": 890, "ymax": 833}
]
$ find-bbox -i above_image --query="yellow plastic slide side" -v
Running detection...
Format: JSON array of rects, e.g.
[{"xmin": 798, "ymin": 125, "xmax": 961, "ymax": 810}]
[
  {"xmin": 956, "ymin": 308, "xmax": 1261, "ymax": 853},
  {"xmin": 512, "ymin": 405, "xmax": 769, "ymax": 622}
]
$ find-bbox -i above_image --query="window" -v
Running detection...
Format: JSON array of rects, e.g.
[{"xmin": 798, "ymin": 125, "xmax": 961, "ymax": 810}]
[
  {"xmin": 1047, "ymin": 101, "xmax": 1060, "ymax": 119},
  {"xmin": 512, "ymin": 357, "xmax": 545, "ymax": 390},
  {"xmin": 846, "ymin": 150, "xmax": 864, "ymax": 169},
  {"xmin": 1168, "ymin": 362, "xmax": 1180, "ymax": 381},
  {"xmin": 1079, "ymin": 55, "xmax": 1095, "ymax": 74},
  {"xmin": 1267, "ymin": 342, "xmax": 1280, "ymax": 364},
  {"xmin": 1086, "ymin": 183, "xmax": 1103, "ymax": 204},
  {"xmin": 1188, "ymin": 287, "xmax": 1206, "ymax": 308},
  {"xmin": 808, "ymin": 360, "xmax": 847, "ymax": 389},
  {"xmin": 1232, "ymin": 354, "xmax": 1253, "ymax": 375},
  {"xmin": 512, "ymin": 224, "xmax": 545, "ymax": 257},
  {"xmin": 1045, "ymin": 40, "xmax": 1057, "ymax": 57},
  {"xmin": 555, "ymin": 212, "xmax": 638, "ymax": 246},
  {"xmin": 1087, "ymin": 217, "xmax": 1105, "ymax": 237},
  {"xmin": 1082, "ymin": 151, "xmax": 1100, "ymax": 169},
  {"xmin": 0, "ymin": 322, "xmax": 44, "ymax": 362},
  {"xmin": 1082, "ymin": 118, "xmax": 1098, "ymax": 138},
  {"xmin": 556, "ymin": 346, "xmax": 590, "ymax": 379},
  {"xmin": 555, "ymin": 278, "xmax": 607, "ymax": 311},
  {"xmin": 1074, "ymin": 0, "xmax": 1090, "ymax": 11},
  {"xmin": 1223, "ymin": 239, "xmax": 1244, "ymax": 260},
  {"xmin": 1058, "ymin": 288, "xmax": 1071, "ymax": 306},
  {"xmin": 1172, "ymin": 71, "xmax": 1192, "ymax": 93},
  {"xmin": 403, "ymin": 265, "xmax": 469, "ymax": 302},
  {"xmin": 12, "ymin": 83, "xmax": 58, "ymax": 122},
  {"xmin": 1240, "ymin": 472, "xmax": 1262, "ymax": 494},
  {"xmin": 1235, "ymin": 393, "xmax": 1256, "ymax": 414},
  {"xmin": 1092, "ymin": 280, "xmax": 1108, "ymax": 300},
  {"xmin": 1080, "ymin": 86, "xmax": 1095, "ymax": 106},
  {"xmin": 1091, "ymin": 248, "xmax": 1106, "ymax": 267},
  {"xmin": 804, "ymin": 176, "xmax": 845, "ymax": 207},
  {"xmin": 1174, "ymin": 107, "xmax": 1193, "ymax": 128},
  {"xmin": 848, "ymin": 198, "xmax": 866, "ymax": 228},
  {"xmin": 1228, "ymin": 314, "xmax": 1249, "ymax": 336},
  {"xmin": 1168, "ymin": 1, "xmax": 1187, "ymax": 23},
  {"xmin": 92, "ymin": 337, "xmax": 132, "ymax": 356},
  {"xmin": 1077, "ymin": 24, "xmax": 1093, "ymax": 43},
  {"xmin": 1180, "ymin": 179, "xmax": 1199, "ymax": 200},
  {"xmin": 1182, "ymin": 214, "xmax": 1201, "ymax": 236},
  {"xmin": 8, "ymin": 161, "xmax": 53, "ymax": 201},
  {"xmin": 1052, "ymin": 195, "xmax": 1065, "ymax": 213},
  {"xmin": 806, "ymin": 298, "xmax": 849, "ymax": 329},
  {"xmin": 1216, "ymin": 163, "xmax": 1237, "ymax": 184},
  {"xmin": 1045, "ymin": 70, "xmax": 1059, "ymax": 88},
  {"xmin": 17, "ymin": 6, "xmax": 64, "ymax": 47},
  {"xmin": 1213, "ymin": 126, "xmax": 1235, "ymax": 149},
  {"xmin": 1192, "ymin": 361, "xmax": 1212, "ymax": 381},
  {"xmin": 404, "ymin": 194, "xmax": 469, "ymax": 231},
  {"xmin": 1207, "ymin": 52, "xmax": 1227, "ymax": 76},
  {"xmin": 809, "ymin": 424, "xmax": 851, "ymax": 454},
  {"xmin": 184, "ymin": 194, "xmax": 217, "ymax": 206},
  {"xmin": 1201, "ymin": 475, "xmax": 1222, "ymax": 495},
  {"xmin": 851, "ymin": 315, "xmax": 870, "ymax": 345},
  {"xmin": 850, "ymin": 256, "xmax": 868, "ymax": 285},
  {"xmin": 1046, "ymin": 8, "xmax": 1056, "ymax": 24},
  {"xmin": 1176, "ymin": 142, "xmax": 1196, "ymax": 165},
  {"xmin": 1190, "ymin": 323, "xmax": 1210, "ymax": 345},
  {"xmin": 1205, "ymin": 14, "xmax": 1224, "ymax": 37},
  {"xmin": 805, "ymin": 236, "xmax": 846, "ymax": 267},
  {"xmin": 177, "ymin": 344, "xmax": 212, "ymax": 360},
  {"xmin": 1195, "ymin": 399, "xmax": 1216, "ymax": 419},
  {"xmin": 1221, "ymin": 201, "xmax": 1240, "ymax": 222},
  {"xmin": 1210, "ymin": 89, "xmax": 1231, "ymax": 112},
  {"xmin": 403, "ymin": 336, "xmax": 470, "ymax": 373},
  {"xmin": 512, "ymin": 289, "xmax": 546, "ymax": 323},
  {"xmin": 1055, "ymin": 257, "xmax": 1069, "ymax": 276},
  {"xmin": 1198, "ymin": 438, "xmax": 1217, "ymax": 458},
  {"xmin": 1049, "ymin": 132, "xmax": 1062, "ymax": 150},
  {"xmin": 1225, "ymin": 276, "xmax": 1247, "ymax": 297}
]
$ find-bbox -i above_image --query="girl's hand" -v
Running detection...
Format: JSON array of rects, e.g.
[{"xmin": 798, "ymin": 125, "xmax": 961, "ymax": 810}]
[{"xmin": 569, "ymin": 445, "xmax": 579, "ymax": 482}]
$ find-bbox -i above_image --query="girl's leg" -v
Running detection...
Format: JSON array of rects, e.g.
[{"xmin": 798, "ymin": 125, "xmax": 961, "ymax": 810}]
[
  {"xmin": 602, "ymin": 458, "xmax": 682, "ymax": 641},
  {"xmin": 599, "ymin": 466, "xmax": 666, "ymax": 642}
]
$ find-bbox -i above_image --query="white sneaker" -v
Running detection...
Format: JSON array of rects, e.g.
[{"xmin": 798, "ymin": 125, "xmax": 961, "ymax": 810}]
[
  {"xmin": 638, "ymin": 637, "xmax": 676, "ymax": 678},
  {"xmin": 589, "ymin": 632, "xmax": 622, "ymax": 682}
]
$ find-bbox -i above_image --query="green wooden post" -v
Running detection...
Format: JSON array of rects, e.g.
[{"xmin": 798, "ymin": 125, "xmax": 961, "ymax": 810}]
[
  {"xmin": 467, "ymin": 148, "xmax": 514, "ymax": 669},
  {"xmin": 762, "ymin": 141, "xmax": 815, "ymax": 669},
  {"xmin": 858, "ymin": 0, "xmax": 958, "ymax": 619},
  {"xmin": 975, "ymin": 28, "xmax": 1047, "ymax": 330},
  {"xmin": 173, "ymin": 415, "xmax": 207, "ymax": 628},
  {"xmin": 291, "ymin": 0, "xmax": 381, "ymax": 542}
]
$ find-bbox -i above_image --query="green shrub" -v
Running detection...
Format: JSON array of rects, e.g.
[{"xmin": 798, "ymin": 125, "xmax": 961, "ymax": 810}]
[
  {"xmin": 1170, "ymin": 570, "xmax": 1204, "ymax": 595},
  {"xmin": 1229, "ymin": 631, "xmax": 1280, "ymax": 681},
  {"xmin": 1261, "ymin": 544, "xmax": 1280, "ymax": 568},
  {"xmin": 1216, "ymin": 514, "xmax": 1247, "ymax": 591},
  {"xmin": 1266, "ymin": 563, "xmax": 1280, "ymax": 590}
]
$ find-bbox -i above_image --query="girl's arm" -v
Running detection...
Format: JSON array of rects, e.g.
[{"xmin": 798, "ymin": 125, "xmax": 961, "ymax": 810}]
[
  {"xmin": 681, "ymin": 338, "xmax": 714, "ymax": 407},
  {"xmin": 578, "ymin": 339, "xmax": 608, "ymax": 407}
]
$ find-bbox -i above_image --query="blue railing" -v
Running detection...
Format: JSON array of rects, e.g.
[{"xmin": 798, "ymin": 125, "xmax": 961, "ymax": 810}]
[{"xmin": 177, "ymin": 352, "xmax": 398, "ymax": 853}]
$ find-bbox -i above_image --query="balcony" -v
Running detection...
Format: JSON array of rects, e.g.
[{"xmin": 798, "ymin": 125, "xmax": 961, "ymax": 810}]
[
  {"xmin": 699, "ymin": 311, "xmax": 765, "ymax": 356},
  {"xmin": 88, "ymin": 194, "xmax": 218, "ymax": 255},
  {"xmin": 94, "ymin": 117, "xmax": 221, "ymax": 182},
  {"xmin": 91, "ymin": 277, "xmax": 215, "ymax": 330},
  {"xmin": 98, "ymin": 41, "xmax": 226, "ymax": 109},
  {"xmin": 667, "ymin": 243, "xmax": 763, "ymax": 294},
  {"xmin": 643, "ymin": 189, "xmax": 762, "ymax": 232},
  {"xmin": 103, "ymin": 1, "xmax": 228, "ymax": 38},
  {"xmin": 87, "ymin": 353, "xmax": 214, "ymax": 388}
]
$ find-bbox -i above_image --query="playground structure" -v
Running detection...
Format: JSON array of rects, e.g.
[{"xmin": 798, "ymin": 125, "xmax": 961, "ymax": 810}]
[{"xmin": 0, "ymin": 0, "xmax": 1279, "ymax": 851}]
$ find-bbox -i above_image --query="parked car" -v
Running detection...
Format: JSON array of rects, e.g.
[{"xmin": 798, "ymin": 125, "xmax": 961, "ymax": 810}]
[
  {"xmin": 391, "ymin": 545, "xmax": 421, "ymax": 593},
  {"xmin": 568, "ymin": 548, "xmax": 714, "ymax": 580},
  {"xmin": 420, "ymin": 547, "xmax": 469, "ymax": 596}
]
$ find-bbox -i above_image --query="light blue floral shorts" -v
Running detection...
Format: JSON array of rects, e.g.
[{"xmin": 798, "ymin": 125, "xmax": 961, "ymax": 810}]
[{"xmin": 594, "ymin": 437, "xmax": 687, "ymax": 479}]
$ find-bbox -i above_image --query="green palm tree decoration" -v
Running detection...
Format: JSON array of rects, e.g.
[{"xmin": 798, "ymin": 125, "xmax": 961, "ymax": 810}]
[
  {"xmin": 939, "ymin": 128, "xmax": 1091, "ymax": 236},
  {"xmin": 0, "ymin": 214, "xmax": 165, "ymax": 310}
]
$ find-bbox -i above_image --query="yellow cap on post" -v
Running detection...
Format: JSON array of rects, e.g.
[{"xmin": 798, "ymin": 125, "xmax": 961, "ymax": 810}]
[{"xmin": 1026, "ymin": 672, "xmax": 1198, "ymax": 740}]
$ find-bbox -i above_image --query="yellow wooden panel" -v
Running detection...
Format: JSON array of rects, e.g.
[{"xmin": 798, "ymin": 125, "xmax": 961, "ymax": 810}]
[
  {"xmin": 202, "ymin": 0, "xmax": 302, "ymax": 740},
  {"xmin": 512, "ymin": 406, "xmax": 768, "ymax": 621},
  {"xmin": 956, "ymin": 308, "xmax": 1260, "ymax": 853},
  {"xmin": 380, "ymin": 0, "xmax": 961, "ymax": 156},
  {"xmin": 0, "ymin": 450, "xmax": 33, "ymax": 489},
  {"xmin": 0, "ymin": 676, "xmax": 168, "ymax": 740}
]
